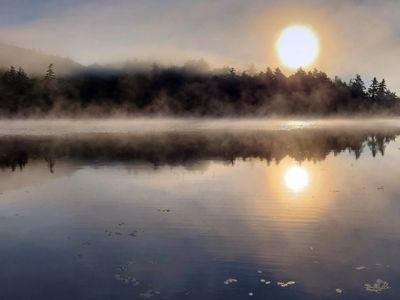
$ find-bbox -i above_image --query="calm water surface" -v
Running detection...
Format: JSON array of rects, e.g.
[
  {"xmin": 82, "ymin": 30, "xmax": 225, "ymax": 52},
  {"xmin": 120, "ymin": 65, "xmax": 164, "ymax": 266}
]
[{"xmin": 0, "ymin": 119, "xmax": 399, "ymax": 299}]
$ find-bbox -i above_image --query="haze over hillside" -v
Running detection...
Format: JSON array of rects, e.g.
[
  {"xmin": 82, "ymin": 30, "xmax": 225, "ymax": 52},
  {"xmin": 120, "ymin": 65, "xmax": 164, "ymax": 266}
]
[{"xmin": 0, "ymin": 43, "xmax": 82, "ymax": 76}]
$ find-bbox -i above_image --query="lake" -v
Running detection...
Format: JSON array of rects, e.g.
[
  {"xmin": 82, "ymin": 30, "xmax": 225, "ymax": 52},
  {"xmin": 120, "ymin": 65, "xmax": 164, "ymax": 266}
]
[{"xmin": 0, "ymin": 119, "xmax": 399, "ymax": 299}]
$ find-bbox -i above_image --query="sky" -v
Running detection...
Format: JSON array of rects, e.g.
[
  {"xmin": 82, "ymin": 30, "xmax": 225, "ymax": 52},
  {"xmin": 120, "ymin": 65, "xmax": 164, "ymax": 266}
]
[{"xmin": 0, "ymin": 0, "xmax": 399, "ymax": 90}]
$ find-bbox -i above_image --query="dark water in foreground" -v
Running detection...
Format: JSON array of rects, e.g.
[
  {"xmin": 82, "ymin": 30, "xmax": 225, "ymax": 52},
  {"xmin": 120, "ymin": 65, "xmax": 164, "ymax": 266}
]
[{"xmin": 0, "ymin": 119, "xmax": 400, "ymax": 300}]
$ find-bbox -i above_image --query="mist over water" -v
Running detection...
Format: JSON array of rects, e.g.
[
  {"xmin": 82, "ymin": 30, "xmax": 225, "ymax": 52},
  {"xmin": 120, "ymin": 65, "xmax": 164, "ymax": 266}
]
[
  {"xmin": 2, "ymin": 0, "xmax": 400, "ymax": 298},
  {"xmin": 0, "ymin": 118, "xmax": 399, "ymax": 135},
  {"xmin": 0, "ymin": 118, "xmax": 399, "ymax": 299}
]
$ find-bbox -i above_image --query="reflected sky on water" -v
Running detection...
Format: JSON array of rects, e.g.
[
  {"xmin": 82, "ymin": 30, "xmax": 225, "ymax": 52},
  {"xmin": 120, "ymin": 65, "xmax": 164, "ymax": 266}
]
[{"xmin": 0, "ymin": 120, "xmax": 399, "ymax": 299}]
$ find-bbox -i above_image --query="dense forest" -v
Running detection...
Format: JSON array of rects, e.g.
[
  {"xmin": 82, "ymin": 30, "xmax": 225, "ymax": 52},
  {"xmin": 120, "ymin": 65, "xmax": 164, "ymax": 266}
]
[{"xmin": 0, "ymin": 62, "xmax": 398, "ymax": 117}]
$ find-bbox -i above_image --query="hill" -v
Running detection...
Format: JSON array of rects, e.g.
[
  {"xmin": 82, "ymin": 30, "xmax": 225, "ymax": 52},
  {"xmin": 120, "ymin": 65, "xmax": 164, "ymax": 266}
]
[{"xmin": 0, "ymin": 43, "xmax": 82, "ymax": 76}]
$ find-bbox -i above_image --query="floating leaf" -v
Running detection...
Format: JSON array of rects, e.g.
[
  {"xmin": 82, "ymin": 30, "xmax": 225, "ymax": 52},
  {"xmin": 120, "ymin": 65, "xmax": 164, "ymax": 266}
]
[
  {"xmin": 224, "ymin": 278, "xmax": 238, "ymax": 285},
  {"xmin": 277, "ymin": 281, "xmax": 296, "ymax": 288},
  {"xmin": 364, "ymin": 279, "xmax": 390, "ymax": 293}
]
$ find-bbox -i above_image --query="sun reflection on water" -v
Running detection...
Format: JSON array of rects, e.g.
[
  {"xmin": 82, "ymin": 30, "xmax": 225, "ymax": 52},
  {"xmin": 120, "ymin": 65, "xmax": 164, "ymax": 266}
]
[{"xmin": 284, "ymin": 166, "xmax": 310, "ymax": 192}]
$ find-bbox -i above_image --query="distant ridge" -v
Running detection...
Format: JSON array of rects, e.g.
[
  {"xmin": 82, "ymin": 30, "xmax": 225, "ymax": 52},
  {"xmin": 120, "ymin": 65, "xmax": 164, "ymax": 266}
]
[{"xmin": 0, "ymin": 43, "xmax": 82, "ymax": 76}]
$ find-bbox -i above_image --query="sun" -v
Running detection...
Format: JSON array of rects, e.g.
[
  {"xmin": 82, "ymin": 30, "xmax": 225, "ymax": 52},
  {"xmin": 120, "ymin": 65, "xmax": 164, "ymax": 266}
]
[
  {"xmin": 276, "ymin": 26, "xmax": 319, "ymax": 69},
  {"xmin": 284, "ymin": 166, "xmax": 309, "ymax": 192}
]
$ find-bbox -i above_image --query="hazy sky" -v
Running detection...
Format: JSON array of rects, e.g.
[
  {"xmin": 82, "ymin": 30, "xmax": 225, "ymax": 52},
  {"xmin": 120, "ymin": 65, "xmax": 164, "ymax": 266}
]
[{"xmin": 0, "ymin": 0, "xmax": 399, "ymax": 90}]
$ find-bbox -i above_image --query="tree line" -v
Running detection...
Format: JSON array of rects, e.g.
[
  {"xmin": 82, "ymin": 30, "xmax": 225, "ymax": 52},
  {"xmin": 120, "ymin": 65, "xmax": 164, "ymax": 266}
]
[{"xmin": 0, "ymin": 63, "xmax": 398, "ymax": 116}]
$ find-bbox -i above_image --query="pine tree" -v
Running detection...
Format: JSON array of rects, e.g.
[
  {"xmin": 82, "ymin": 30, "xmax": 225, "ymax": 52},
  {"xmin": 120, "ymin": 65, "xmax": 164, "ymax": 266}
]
[
  {"xmin": 350, "ymin": 74, "xmax": 366, "ymax": 97},
  {"xmin": 44, "ymin": 64, "xmax": 56, "ymax": 81},
  {"xmin": 273, "ymin": 68, "xmax": 287, "ymax": 91},
  {"xmin": 17, "ymin": 68, "xmax": 28, "ymax": 80},
  {"xmin": 3, "ymin": 66, "xmax": 17, "ymax": 85},
  {"xmin": 368, "ymin": 77, "xmax": 379, "ymax": 100},
  {"xmin": 377, "ymin": 79, "xmax": 387, "ymax": 100},
  {"xmin": 265, "ymin": 67, "xmax": 274, "ymax": 81},
  {"xmin": 15, "ymin": 68, "xmax": 30, "ymax": 94}
]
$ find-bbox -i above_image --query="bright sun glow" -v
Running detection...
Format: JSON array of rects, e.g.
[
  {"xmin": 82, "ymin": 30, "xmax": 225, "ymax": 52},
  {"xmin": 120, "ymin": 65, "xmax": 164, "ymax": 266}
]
[
  {"xmin": 277, "ymin": 26, "xmax": 319, "ymax": 68},
  {"xmin": 284, "ymin": 166, "xmax": 309, "ymax": 192}
]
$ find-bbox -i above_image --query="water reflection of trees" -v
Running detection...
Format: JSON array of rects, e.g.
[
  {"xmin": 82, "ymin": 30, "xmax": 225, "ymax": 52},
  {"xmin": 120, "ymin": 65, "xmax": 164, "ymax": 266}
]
[{"xmin": 0, "ymin": 129, "xmax": 398, "ymax": 172}]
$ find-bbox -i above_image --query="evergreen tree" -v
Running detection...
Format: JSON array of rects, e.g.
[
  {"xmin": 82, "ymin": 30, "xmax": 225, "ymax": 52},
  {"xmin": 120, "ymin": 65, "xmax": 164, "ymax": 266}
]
[
  {"xmin": 294, "ymin": 67, "xmax": 306, "ymax": 77},
  {"xmin": 44, "ymin": 64, "xmax": 56, "ymax": 81},
  {"xmin": 386, "ymin": 90, "xmax": 397, "ymax": 102},
  {"xmin": 265, "ymin": 67, "xmax": 274, "ymax": 77},
  {"xmin": 2, "ymin": 66, "xmax": 31, "ymax": 94},
  {"xmin": 15, "ymin": 68, "xmax": 30, "ymax": 94},
  {"xmin": 274, "ymin": 68, "xmax": 285, "ymax": 79},
  {"xmin": 273, "ymin": 68, "xmax": 287, "ymax": 91},
  {"xmin": 377, "ymin": 79, "xmax": 387, "ymax": 100},
  {"xmin": 264, "ymin": 67, "xmax": 274, "ymax": 82},
  {"xmin": 3, "ymin": 66, "xmax": 17, "ymax": 85},
  {"xmin": 42, "ymin": 64, "xmax": 57, "ymax": 110},
  {"xmin": 350, "ymin": 74, "xmax": 366, "ymax": 98},
  {"xmin": 368, "ymin": 77, "xmax": 379, "ymax": 100},
  {"xmin": 17, "ymin": 67, "xmax": 27, "ymax": 78}
]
